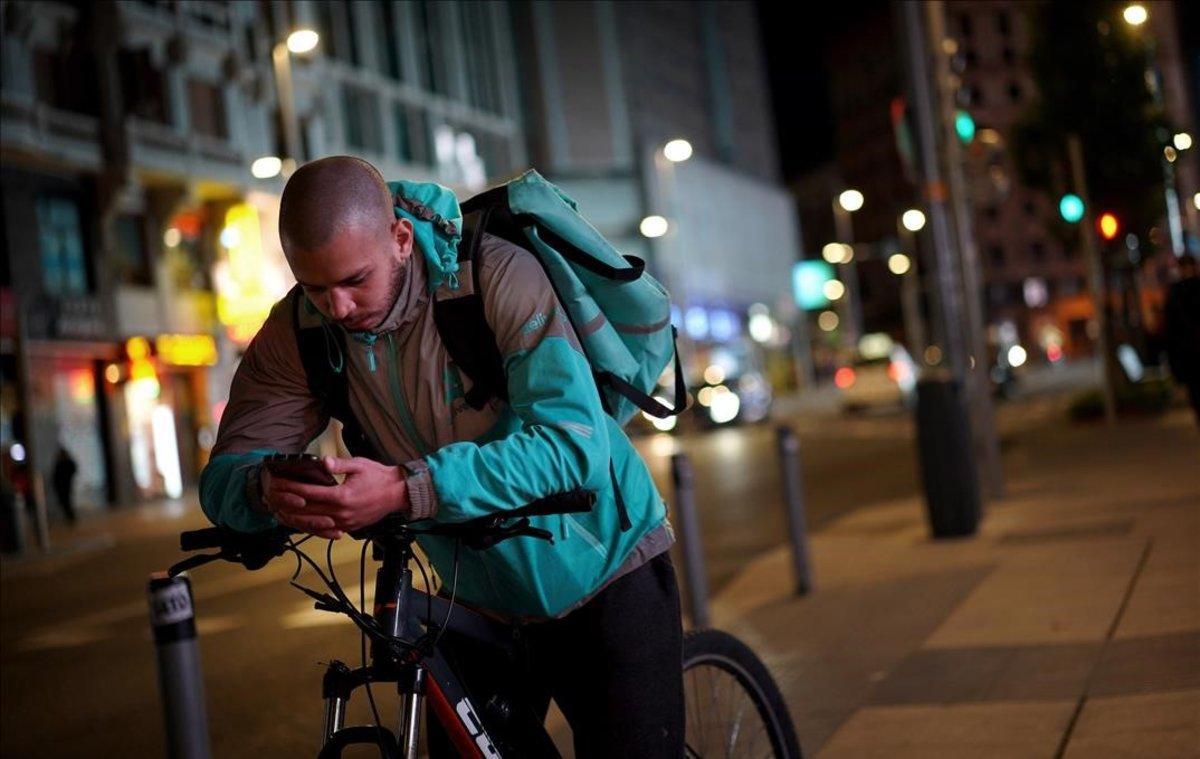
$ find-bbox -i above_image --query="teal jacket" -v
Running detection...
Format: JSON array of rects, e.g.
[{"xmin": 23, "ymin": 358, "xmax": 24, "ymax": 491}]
[{"xmin": 199, "ymin": 181, "xmax": 672, "ymax": 619}]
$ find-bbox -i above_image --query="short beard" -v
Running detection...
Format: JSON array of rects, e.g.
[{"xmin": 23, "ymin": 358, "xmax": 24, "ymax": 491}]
[{"xmin": 370, "ymin": 253, "xmax": 407, "ymax": 330}]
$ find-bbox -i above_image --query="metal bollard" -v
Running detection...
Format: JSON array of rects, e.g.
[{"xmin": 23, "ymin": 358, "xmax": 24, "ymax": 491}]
[
  {"xmin": 776, "ymin": 426, "xmax": 814, "ymax": 595},
  {"xmin": 670, "ymin": 453, "xmax": 710, "ymax": 629},
  {"xmin": 147, "ymin": 573, "xmax": 212, "ymax": 759}
]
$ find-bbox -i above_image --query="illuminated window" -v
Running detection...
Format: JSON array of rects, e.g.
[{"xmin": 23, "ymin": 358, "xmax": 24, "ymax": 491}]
[{"xmin": 36, "ymin": 196, "xmax": 90, "ymax": 295}]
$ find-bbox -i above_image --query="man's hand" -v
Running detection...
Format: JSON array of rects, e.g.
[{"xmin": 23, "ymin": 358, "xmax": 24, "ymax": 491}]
[
  {"xmin": 260, "ymin": 464, "xmax": 344, "ymax": 540},
  {"xmin": 268, "ymin": 456, "xmax": 409, "ymax": 536}
]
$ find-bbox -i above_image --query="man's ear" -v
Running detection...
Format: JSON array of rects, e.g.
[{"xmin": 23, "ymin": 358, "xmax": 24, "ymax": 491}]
[{"xmin": 390, "ymin": 216, "xmax": 414, "ymax": 254}]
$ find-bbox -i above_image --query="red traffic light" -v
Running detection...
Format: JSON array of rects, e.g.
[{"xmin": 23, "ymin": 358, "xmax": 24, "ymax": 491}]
[{"xmin": 1097, "ymin": 212, "xmax": 1119, "ymax": 241}]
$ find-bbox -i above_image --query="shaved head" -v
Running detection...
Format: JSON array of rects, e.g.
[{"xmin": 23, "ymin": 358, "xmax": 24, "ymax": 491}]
[
  {"xmin": 279, "ymin": 156, "xmax": 393, "ymax": 256},
  {"xmin": 278, "ymin": 156, "xmax": 415, "ymax": 332}
]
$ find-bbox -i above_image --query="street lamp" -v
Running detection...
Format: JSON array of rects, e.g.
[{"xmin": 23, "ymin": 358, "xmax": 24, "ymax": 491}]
[
  {"xmin": 1122, "ymin": 3, "xmax": 1148, "ymax": 26},
  {"xmin": 837, "ymin": 189, "xmax": 864, "ymax": 212},
  {"xmin": 286, "ymin": 29, "xmax": 319, "ymax": 54},
  {"xmin": 888, "ymin": 253, "xmax": 912, "ymax": 275},
  {"xmin": 1173, "ymin": 132, "xmax": 1193, "ymax": 151},
  {"xmin": 640, "ymin": 215, "xmax": 669, "ymax": 238},
  {"xmin": 901, "ymin": 209, "xmax": 927, "ymax": 232},
  {"xmin": 663, "ymin": 139, "xmax": 693, "ymax": 163},
  {"xmin": 265, "ymin": 28, "xmax": 320, "ymax": 178},
  {"xmin": 831, "ymin": 190, "xmax": 864, "ymax": 346},
  {"xmin": 251, "ymin": 156, "xmax": 283, "ymax": 179}
]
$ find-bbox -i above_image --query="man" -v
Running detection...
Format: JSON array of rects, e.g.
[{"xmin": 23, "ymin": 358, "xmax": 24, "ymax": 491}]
[
  {"xmin": 200, "ymin": 156, "xmax": 683, "ymax": 754},
  {"xmin": 1164, "ymin": 253, "xmax": 1200, "ymax": 426}
]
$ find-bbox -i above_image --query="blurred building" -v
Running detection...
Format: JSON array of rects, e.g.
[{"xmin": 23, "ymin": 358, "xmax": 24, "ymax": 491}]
[
  {"xmin": 0, "ymin": 0, "xmax": 523, "ymax": 517},
  {"xmin": 797, "ymin": 0, "xmax": 1197, "ymax": 367},
  {"xmin": 511, "ymin": 0, "xmax": 806, "ymax": 393}
]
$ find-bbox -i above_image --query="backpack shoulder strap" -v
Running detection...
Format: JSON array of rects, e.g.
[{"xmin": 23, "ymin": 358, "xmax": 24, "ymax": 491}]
[
  {"xmin": 432, "ymin": 206, "xmax": 508, "ymax": 410},
  {"xmin": 290, "ymin": 286, "xmax": 381, "ymax": 460}
]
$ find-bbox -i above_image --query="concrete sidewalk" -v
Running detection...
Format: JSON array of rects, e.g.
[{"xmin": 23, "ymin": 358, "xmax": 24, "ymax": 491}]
[{"xmin": 711, "ymin": 407, "xmax": 1199, "ymax": 758}]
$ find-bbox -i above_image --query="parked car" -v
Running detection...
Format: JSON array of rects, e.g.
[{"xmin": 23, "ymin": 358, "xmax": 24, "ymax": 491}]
[{"xmin": 835, "ymin": 345, "xmax": 917, "ymax": 413}]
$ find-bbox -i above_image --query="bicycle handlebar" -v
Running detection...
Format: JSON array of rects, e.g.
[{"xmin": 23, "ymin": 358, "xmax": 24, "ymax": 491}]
[{"xmin": 173, "ymin": 488, "xmax": 596, "ymax": 576}]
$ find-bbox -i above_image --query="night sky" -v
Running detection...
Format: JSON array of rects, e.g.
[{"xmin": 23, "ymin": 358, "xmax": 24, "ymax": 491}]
[
  {"xmin": 756, "ymin": 0, "xmax": 1199, "ymax": 183},
  {"xmin": 756, "ymin": 0, "xmax": 889, "ymax": 181}
]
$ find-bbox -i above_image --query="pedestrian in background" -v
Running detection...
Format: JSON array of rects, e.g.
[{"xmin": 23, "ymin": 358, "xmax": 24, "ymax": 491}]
[
  {"xmin": 51, "ymin": 445, "xmax": 78, "ymax": 525},
  {"xmin": 1164, "ymin": 254, "xmax": 1200, "ymax": 427}
]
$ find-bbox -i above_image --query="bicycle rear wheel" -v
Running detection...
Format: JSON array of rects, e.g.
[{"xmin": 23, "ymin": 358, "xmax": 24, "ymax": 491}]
[{"xmin": 682, "ymin": 629, "xmax": 802, "ymax": 758}]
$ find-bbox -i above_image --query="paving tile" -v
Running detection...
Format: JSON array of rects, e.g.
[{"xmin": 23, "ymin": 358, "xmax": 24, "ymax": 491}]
[
  {"xmin": 870, "ymin": 642, "xmax": 1098, "ymax": 705},
  {"xmin": 1062, "ymin": 689, "xmax": 1200, "ymax": 759},
  {"xmin": 728, "ymin": 566, "xmax": 993, "ymax": 754},
  {"xmin": 817, "ymin": 700, "xmax": 1076, "ymax": 759},
  {"xmin": 1115, "ymin": 531, "xmax": 1200, "ymax": 640},
  {"xmin": 1091, "ymin": 631, "xmax": 1200, "ymax": 696},
  {"xmin": 924, "ymin": 538, "xmax": 1147, "ymax": 648}
]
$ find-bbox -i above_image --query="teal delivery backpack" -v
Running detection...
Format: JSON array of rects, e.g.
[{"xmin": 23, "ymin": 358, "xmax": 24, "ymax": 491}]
[{"xmin": 403, "ymin": 169, "xmax": 687, "ymax": 427}]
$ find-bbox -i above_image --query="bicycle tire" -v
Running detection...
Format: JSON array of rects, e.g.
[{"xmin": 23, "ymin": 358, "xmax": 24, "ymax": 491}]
[{"xmin": 682, "ymin": 628, "xmax": 803, "ymax": 758}]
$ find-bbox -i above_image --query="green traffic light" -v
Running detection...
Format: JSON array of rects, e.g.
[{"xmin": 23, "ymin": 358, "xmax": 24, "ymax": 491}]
[
  {"xmin": 955, "ymin": 110, "xmax": 976, "ymax": 143},
  {"xmin": 1059, "ymin": 193, "xmax": 1084, "ymax": 223}
]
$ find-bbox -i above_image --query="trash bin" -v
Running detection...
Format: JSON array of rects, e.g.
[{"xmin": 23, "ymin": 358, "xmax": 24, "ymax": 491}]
[{"xmin": 915, "ymin": 374, "xmax": 981, "ymax": 538}]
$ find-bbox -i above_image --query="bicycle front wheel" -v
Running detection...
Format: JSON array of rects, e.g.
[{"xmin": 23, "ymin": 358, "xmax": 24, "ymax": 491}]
[{"xmin": 682, "ymin": 629, "xmax": 802, "ymax": 758}]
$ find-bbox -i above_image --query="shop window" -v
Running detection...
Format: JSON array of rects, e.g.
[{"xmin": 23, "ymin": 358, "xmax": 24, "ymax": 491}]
[
  {"xmin": 188, "ymin": 80, "xmax": 228, "ymax": 139},
  {"xmin": 119, "ymin": 48, "xmax": 170, "ymax": 125},
  {"xmin": 36, "ymin": 196, "xmax": 91, "ymax": 296},
  {"xmin": 113, "ymin": 215, "xmax": 154, "ymax": 286}
]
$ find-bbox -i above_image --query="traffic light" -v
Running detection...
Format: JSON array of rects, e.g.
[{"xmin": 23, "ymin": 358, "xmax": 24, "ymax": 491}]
[
  {"xmin": 954, "ymin": 110, "xmax": 976, "ymax": 143},
  {"xmin": 1059, "ymin": 194, "xmax": 1084, "ymax": 223},
  {"xmin": 1097, "ymin": 212, "xmax": 1119, "ymax": 241}
]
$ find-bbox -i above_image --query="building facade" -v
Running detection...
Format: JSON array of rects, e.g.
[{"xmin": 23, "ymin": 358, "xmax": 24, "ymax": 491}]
[
  {"xmin": 1, "ymin": 0, "xmax": 524, "ymax": 530},
  {"xmin": 512, "ymin": 0, "xmax": 805, "ymax": 394},
  {"xmin": 799, "ymin": 0, "xmax": 1198, "ymax": 367}
]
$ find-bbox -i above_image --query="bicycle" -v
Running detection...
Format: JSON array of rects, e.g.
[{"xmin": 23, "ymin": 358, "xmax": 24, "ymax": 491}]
[{"xmin": 168, "ymin": 490, "xmax": 802, "ymax": 757}]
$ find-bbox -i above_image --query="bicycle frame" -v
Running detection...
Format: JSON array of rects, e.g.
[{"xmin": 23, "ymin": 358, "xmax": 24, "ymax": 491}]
[{"xmin": 317, "ymin": 532, "xmax": 559, "ymax": 759}]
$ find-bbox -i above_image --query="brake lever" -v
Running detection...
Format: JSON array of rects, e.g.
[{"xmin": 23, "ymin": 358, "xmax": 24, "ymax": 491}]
[{"xmin": 167, "ymin": 552, "xmax": 223, "ymax": 578}]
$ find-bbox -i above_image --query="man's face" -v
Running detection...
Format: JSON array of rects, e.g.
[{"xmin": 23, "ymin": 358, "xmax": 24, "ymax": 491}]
[{"xmin": 289, "ymin": 216, "xmax": 414, "ymax": 332}]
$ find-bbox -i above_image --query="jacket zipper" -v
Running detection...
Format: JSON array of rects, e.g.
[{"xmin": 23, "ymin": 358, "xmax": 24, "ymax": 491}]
[{"xmin": 384, "ymin": 332, "xmax": 433, "ymax": 456}]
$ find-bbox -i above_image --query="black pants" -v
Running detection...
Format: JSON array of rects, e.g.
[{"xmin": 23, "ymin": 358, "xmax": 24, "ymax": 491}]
[{"xmin": 427, "ymin": 552, "xmax": 684, "ymax": 757}]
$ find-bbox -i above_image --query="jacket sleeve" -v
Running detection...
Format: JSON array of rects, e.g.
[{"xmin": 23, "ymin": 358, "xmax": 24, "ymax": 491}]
[
  {"xmin": 411, "ymin": 242, "xmax": 610, "ymax": 522},
  {"xmin": 199, "ymin": 298, "xmax": 330, "ymax": 532}
]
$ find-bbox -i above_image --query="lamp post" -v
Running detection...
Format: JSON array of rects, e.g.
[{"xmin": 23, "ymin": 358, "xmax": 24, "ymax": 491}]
[
  {"xmin": 263, "ymin": 29, "xmax": 319, "ymax": 178},
  {"xmin": 896, "ymin": 209, "xmax": 928, "ymax": 361},
  {"xmin": 831, "ymin": 190, "xmax": 864, "ymax": 349},
  {"xmin": 1122, "ymin": 4, "xmax": 1188, "ymax": 255}
]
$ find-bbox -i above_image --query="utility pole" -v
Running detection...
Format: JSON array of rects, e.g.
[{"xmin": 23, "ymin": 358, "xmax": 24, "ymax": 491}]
[
  {"xmin": 1068, "ymin": 134, "xmax": 1119, "ymax": 425},
  {"xmin": 926, "ymin": 1, "xmax": 1004, "ymax": 499},
  {"xmin": 900, "ymin": 2, "xmax": 970, "ymax": 380}
]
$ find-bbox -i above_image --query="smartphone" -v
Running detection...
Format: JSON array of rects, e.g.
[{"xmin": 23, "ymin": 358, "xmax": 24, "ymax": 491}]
[{"xmin": 263, "ymin": 453, "xmax": 337, "ymax": 486}]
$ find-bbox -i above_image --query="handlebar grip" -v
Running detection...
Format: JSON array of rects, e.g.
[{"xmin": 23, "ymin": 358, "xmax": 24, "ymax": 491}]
[{"xmin": 180, "ymin": 527, "xmax": 225, "ymax": 552}]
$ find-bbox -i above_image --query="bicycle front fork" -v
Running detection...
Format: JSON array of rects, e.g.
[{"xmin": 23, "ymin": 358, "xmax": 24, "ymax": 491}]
[{"xmin": 320, "ymin": 659, "xmax": 427, "ymax": 759}]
